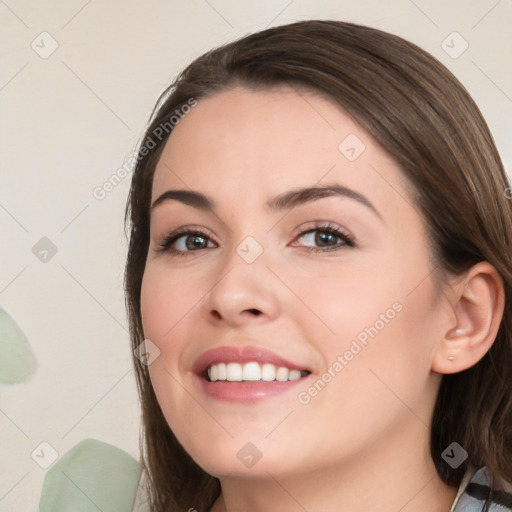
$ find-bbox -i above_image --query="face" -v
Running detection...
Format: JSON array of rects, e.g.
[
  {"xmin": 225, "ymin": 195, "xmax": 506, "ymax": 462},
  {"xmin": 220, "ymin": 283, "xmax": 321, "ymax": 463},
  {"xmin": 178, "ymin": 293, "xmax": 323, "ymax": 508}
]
[{"xmin": 140, "ymin": 86, "xmax": 447, "ymax": 479}]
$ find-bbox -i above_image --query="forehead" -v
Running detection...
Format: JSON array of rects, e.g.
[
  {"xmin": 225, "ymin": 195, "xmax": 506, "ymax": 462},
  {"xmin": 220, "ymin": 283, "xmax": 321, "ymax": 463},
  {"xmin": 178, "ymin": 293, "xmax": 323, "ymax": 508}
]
[{"xmin": 151, "ymin": 86, "xmax": 412, "ymax": 219}]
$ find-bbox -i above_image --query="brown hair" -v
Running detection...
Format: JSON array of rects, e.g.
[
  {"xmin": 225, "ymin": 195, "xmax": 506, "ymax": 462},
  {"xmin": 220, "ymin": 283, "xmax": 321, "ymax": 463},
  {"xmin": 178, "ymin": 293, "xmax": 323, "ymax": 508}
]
[{"xmin": 124, "ymin": 19, "xmax": 512, "ymax": 511}]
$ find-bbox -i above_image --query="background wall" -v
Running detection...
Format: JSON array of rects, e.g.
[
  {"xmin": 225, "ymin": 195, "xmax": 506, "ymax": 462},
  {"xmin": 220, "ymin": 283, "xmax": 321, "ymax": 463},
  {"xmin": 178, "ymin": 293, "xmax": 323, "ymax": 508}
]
[{"xmin": 1, "ymin": 0, "xmax": 510, "ymax": 510}]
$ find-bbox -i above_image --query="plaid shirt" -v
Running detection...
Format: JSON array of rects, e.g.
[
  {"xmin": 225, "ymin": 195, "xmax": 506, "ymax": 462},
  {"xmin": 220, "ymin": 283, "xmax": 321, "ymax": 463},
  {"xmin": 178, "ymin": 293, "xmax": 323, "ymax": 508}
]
[{"xmin": 451, "ymin": 467, "xmax": 512, "ymax": 511}]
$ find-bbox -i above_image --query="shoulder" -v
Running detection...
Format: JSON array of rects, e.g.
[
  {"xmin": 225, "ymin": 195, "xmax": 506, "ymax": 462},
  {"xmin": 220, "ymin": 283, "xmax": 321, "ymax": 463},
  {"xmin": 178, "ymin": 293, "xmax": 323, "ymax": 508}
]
[{"xmin": 452, "ymin": 466, "xmax": 512, "ymax": 511}]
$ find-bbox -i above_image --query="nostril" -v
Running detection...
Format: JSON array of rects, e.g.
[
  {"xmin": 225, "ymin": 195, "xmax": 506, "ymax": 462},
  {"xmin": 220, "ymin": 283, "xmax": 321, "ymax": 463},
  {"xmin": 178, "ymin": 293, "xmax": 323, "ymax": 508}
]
[{"xmin": 210, "ymin": 309, "xmax": 261, "ymax": 320}]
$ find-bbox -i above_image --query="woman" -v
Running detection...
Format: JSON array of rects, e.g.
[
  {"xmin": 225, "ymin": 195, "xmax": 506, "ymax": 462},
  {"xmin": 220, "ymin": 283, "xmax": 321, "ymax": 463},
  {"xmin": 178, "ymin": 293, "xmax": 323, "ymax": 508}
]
[{"xmin": 125, "ymin": 20, "xmax": 512, "ymax": 511}]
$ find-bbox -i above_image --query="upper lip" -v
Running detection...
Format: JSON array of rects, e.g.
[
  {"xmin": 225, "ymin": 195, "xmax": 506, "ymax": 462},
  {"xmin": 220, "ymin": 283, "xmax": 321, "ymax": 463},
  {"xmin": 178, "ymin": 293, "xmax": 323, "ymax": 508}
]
[{"xmin": 192, "ymin": 345, "xmax": 311, "ymax": 377}]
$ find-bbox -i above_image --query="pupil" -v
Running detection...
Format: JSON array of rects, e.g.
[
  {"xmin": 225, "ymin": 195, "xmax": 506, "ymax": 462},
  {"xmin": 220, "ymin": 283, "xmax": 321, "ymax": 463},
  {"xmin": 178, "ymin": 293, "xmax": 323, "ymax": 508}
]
[
  {"xmin": 187, "ymin": 235, "xmax": 206, "ymax": 249},
  {"xmin": 316, "ymin": 232, "xmax": 336, "ymax": 246}
]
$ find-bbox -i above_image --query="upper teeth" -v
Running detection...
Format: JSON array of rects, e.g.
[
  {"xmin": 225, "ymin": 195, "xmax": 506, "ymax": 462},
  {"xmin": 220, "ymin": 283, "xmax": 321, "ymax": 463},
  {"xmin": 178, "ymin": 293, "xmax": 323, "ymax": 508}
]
[{"xmin": 207, "ymin": 362, "xmax": 307, "ymax": 382}]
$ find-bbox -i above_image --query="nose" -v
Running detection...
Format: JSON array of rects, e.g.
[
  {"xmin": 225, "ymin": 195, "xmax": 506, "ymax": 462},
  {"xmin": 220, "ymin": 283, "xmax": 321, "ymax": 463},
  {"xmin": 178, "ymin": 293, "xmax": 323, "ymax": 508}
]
[{"xmin": 204, "ymin": 245, "xmax": 281, "ymax": 327}]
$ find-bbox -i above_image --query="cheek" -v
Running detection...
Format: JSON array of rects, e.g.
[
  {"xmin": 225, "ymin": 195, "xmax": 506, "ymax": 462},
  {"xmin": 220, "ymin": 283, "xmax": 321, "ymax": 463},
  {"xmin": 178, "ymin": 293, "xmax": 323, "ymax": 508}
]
[
  {"xmin": 283, "ymin": 253, "xmax": 406, "ymax": 354},
  {"xmin": 287, "ymin": 247, "xmax": 439, "ymax": 397},
  {"xmin": 140, "ymin": 264, "xmax": 194, "ymax": 378},
  {"xmin": 139, "ymin": 266, "xmax": 200, "ymax": 428},
  {"xmin": 140, "ymin": 263, "xmax": 202, "ymax": 345},
  {"xmin": 140, "ymin": 270, "xmax": 170, "ymax": 347},
  {"xmin": 289, "ymin": 281, "xmax": 439, "ymax": 449}
]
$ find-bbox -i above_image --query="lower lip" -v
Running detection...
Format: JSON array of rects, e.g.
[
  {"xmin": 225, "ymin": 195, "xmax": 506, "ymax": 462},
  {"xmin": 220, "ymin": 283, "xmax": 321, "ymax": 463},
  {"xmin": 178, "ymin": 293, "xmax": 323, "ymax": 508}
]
[{"xmin": 195, "ymin": 374, "xmax": 308, "ymax": 403}]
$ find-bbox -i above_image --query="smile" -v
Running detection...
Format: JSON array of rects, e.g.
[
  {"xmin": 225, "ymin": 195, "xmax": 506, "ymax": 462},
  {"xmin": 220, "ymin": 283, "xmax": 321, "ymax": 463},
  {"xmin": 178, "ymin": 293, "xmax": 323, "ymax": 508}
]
[
  {"xmin": 193, "ymin": 345, "xmax": 313, "ymax": 403},
  {"xmin": 207, "ymin": 362, "xmax": 310, "ymax": 382}
]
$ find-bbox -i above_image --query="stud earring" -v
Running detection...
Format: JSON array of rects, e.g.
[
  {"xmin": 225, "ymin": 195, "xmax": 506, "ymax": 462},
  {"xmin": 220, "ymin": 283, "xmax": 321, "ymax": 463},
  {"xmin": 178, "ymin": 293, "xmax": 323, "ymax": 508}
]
[
  {"xmin": 448, "ymin": 356, "xmax": 454, "ymax": 361},
  {"xmin": 455, "ymin": 328, "xmax": 464, "ymax": 335}
]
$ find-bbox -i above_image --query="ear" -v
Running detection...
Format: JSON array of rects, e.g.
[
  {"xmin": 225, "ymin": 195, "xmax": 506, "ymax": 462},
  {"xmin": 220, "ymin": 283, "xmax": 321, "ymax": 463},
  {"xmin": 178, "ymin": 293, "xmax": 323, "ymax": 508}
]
[{"xmin": 432, "ymin": 261, "xmax": 505, "ymax": 374}]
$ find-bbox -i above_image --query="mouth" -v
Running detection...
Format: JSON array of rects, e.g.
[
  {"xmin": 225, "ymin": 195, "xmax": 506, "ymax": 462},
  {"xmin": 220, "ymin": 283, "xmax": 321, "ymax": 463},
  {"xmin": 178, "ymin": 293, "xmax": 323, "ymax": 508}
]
[{"xmin": 193, "ymin": 345, "xmax": 312, "ymax": 402}]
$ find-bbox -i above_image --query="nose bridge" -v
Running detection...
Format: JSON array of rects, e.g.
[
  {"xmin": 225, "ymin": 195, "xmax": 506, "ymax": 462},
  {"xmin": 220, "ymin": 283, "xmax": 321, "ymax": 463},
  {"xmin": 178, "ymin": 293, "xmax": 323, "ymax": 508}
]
[
  {"xmin": 234, "ymin": 234, "xmax": 266, "ymax": 266},
  {"xmin": 205, "ymin": 231, "xmax": 279, "ymax": 323},
  {"xmin": 216, "ymin": 231, "xmax": 268, "ymax": 295}
]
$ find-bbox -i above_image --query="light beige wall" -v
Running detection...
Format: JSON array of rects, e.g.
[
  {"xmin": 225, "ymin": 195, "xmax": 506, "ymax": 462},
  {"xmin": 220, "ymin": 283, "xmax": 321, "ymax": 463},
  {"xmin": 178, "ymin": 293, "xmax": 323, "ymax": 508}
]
[{"xmin": 1, "ymin": 0, "xmax": 510, "ymax": 509}]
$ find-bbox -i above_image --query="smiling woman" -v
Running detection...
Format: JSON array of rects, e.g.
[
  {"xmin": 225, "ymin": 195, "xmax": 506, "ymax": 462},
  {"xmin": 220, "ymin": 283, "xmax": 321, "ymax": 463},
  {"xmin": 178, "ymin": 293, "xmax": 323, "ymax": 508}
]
[{"xmin": 124, "ymin": 20, "xmax": 512, "ymax": 512}]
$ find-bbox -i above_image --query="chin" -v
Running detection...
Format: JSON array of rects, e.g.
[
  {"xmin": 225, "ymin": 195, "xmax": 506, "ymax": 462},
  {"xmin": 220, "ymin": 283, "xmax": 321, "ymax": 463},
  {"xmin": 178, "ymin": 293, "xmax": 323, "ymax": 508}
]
[{"xmin": 178, "ymin": 435, "xmax": 297, "ymax": 479}]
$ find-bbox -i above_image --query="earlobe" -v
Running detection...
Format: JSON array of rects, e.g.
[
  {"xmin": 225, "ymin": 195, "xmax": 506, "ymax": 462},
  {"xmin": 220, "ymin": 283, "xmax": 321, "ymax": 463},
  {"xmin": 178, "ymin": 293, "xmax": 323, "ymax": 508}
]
[{"xmin": 432, "ymin": 262, "xmax": 505, "ymax": 375}]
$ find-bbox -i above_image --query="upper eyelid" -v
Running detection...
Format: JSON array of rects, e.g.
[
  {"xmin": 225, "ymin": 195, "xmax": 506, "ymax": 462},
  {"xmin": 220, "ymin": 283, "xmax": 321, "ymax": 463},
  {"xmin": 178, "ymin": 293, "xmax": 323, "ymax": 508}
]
[{"xmin": 162, "ymin": 222, "xmax": 347, "ymax": 240}]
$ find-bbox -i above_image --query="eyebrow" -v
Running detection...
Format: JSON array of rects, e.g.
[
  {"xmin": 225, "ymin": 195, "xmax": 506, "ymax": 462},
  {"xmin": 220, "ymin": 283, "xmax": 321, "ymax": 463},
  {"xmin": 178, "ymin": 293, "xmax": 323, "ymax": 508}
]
[{"xmin": 151, "ymin": 184, "xmax": 383, "ymax": 221}]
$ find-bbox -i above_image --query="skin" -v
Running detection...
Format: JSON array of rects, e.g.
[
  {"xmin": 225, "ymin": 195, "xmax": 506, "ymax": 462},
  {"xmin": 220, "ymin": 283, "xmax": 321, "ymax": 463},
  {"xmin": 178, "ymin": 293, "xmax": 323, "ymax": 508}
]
[{"xmin": 140, "ymin": 86, "xmax": 504, "ymax": 512}]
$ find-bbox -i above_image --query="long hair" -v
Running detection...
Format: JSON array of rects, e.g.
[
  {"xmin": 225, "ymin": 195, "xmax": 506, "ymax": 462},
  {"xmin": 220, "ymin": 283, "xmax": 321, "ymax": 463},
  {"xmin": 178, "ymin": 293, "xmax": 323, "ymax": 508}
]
[{"xmin": 124, "ymin": 19, "xmax": 512, "ymax": 510}]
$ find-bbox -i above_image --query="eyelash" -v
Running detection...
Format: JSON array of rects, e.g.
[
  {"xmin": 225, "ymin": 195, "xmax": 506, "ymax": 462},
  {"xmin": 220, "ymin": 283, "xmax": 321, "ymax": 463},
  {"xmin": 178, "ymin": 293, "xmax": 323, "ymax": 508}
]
[{"xmin": 156, "ymin": 222, "xmax": 355, "ymax": 257}]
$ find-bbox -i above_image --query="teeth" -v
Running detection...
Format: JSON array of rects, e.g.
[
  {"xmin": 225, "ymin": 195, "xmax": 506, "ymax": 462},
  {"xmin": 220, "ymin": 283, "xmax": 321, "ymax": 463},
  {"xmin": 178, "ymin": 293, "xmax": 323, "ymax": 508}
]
[
  {"xmin": 288, "ymin": 370, "xmax": 301, "ymax": 381},
  {"xmin": 242, "ymin": 362, "xmax": 261, "ymax": 381},
  {"xmin": 261, "ymin": 363, "xmax": 276, "ymax": 381},
  {"xmin": 226, "ymin": 362, "xmax": 243, "ymax": 381},
  {"xmin": 217, "ymin": 362, "xmax": 227, "ymax": 380},
  {"xmin": 207, "ymin": 362, "xmax": 308, "ymax": 382},
  {"xmin": 276, "ymin": 366, "xmax": 289, "ymax": 381}
]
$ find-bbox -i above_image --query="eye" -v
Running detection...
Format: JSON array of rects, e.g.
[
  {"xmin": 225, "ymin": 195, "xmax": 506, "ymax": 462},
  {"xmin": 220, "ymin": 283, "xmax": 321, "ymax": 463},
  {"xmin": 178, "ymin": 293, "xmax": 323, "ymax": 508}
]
[
  {"xmin": 157, "ymin": 228, "xmax": 216, "ymax": 256},
  {"xmin": 293, "ymin": 222, "xmax": 355, "ymax": 253},
  {"xmin": 156, "ymin": 222, "xmax": 354, "ymax": 257}
]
